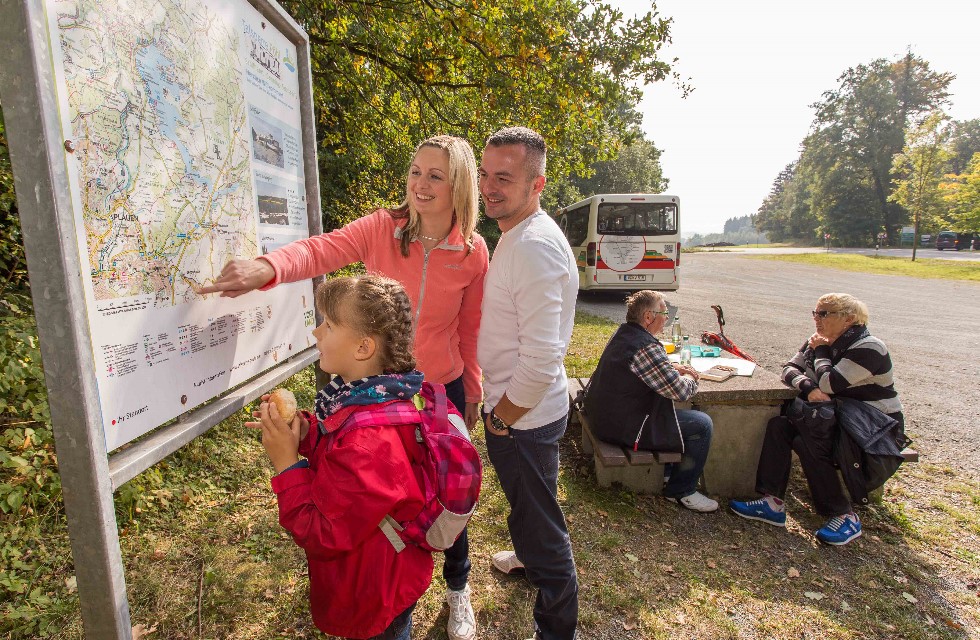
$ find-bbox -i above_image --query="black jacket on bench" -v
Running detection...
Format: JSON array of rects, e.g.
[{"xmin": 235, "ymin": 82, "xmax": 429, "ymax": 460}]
[{"xmin": 584, "ymin": 322, "xmax": 684, "ymax": 454}]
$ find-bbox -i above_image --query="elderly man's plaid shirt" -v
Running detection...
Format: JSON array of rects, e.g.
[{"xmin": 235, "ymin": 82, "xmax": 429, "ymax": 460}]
[{"xmin": 628, "ymin": 343, "xmax": 698, "ymax": 402}]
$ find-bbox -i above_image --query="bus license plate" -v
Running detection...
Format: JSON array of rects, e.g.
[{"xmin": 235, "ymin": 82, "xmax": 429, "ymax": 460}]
[{"xmin": 623, "ymin": 275, "xmax": 646, "ymax": 281}]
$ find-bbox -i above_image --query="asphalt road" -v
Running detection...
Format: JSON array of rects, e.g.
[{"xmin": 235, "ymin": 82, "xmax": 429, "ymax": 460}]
[
  {"xmin": 575, "ymin": 252, "xmax": 980, "ymax": 477},
  {"xmin": 703, "ymin": 245, "xmax": 980, "ymax": 261}
]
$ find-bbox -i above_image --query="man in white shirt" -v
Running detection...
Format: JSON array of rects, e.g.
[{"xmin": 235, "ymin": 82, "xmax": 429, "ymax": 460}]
[{"xmin": 477, "ymin": 127, "xmax": 578, "ymax": 640}]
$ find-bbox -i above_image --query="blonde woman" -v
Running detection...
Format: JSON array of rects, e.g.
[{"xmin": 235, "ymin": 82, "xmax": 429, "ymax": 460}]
[
  {"xmin": 730, "ymin": 293, "xmax": 903, "ymax": 546},
  {"xmin": 202, "ymin": 135, "xmax": 487, "ymax": 640}
]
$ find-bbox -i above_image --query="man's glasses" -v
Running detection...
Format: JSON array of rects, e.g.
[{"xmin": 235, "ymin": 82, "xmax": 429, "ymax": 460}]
[
  {"xmin": 811, "ymin": 310, "xmax": 841, "ymax": 319},
  {"xmin": 651, "ymin": 310, "xmax": 670, "ymax": 317}
]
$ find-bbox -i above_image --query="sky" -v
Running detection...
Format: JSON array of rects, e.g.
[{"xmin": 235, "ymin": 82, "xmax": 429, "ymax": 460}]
[{"xmin": 612, "ymin": 0, "xmax": 980, "ymax": 235}]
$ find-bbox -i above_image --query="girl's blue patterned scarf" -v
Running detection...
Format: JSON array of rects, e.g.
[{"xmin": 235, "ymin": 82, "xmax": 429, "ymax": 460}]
[{"xmin": 314, "ymin": 369, "xmax": 424, "ymax": 422}]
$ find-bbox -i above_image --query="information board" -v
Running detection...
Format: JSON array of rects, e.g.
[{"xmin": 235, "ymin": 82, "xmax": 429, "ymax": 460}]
[{"xmin": 43, "ymin": 0, "xmax": 316, "ymax": 450}]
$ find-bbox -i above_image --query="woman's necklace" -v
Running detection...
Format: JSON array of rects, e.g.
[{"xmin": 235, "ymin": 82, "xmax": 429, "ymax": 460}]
[{"xmin": 418, "ymin": 233, "xmax": 445, "ymax": 242}]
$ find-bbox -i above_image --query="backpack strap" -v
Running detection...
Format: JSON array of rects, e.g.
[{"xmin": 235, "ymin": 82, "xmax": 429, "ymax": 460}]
[{"xmin": 378, "ymin": 515, "xmax": 407, "ymax": 553}]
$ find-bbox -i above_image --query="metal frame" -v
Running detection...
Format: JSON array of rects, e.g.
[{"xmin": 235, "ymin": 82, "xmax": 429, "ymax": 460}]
[{"xmin": 0, "ymin": 1, "xmax": 321, "ymax": 637}]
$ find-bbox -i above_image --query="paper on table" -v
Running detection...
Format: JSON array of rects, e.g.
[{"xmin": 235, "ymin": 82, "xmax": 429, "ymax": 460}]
[{"xmin": 669, "ymin": 355, "xmax": 757, "ymax": 376}]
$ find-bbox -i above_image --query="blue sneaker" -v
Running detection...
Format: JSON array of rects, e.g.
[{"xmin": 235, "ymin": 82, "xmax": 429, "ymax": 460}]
[
  {"xmin": 729, "ymin": 496, "xmax": 786, "ymax": 527},
  {"xmin": 815, "ymin": 513, "xmax": 862, "ymax": 545}
]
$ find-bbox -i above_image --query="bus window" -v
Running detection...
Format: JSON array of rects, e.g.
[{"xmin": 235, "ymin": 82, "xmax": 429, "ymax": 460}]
[
  {"xmin": 597, "ymin": 203, "xmax": 676, "ymax": 236},
  {"xmin": 565, "ymin": 204, "xmax": 590, "ymax": 247}
]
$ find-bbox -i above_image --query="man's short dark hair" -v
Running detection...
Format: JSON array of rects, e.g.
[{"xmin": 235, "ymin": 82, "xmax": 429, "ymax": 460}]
[{"xmin": 486, "ymin": 126, "xmax": 546, "ymax": 178}]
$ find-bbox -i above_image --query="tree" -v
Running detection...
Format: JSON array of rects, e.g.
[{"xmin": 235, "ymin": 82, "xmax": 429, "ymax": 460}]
[
  {"xmin": 945, "ymin": 119, "xmax": 980, "ymax": 176},
  {"xmin": 570, "ymin": 135, "xmax": 668, "ymax": 198},
  {"xmin": 890, "ymin": 111, "xmax": 951, "ymax": 260},
  {"xmin": 942, "ymin": 153, "xmax": 980, "ymax": 231},
  {"xmin": 805, "ymin": 52, "xmax": 953, "ymax": 243},
  {"xmin": 280, "ymin": 0, "xmax": 684, "ymax": 231}
]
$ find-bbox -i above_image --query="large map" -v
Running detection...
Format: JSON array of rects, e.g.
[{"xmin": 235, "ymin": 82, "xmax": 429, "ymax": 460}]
[
  {"xmin": 44, "ymin": 0, "xmax": 315, "ymax": 450},
  {"xmin": 58, "ymin": 0, "xmax": 256, "ymax": 306}
]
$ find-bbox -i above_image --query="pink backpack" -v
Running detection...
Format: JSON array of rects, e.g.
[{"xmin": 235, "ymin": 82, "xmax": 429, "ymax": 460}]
[{"xmin": 335, "ymin": 382, "xmax": 483, "ymax": 553}]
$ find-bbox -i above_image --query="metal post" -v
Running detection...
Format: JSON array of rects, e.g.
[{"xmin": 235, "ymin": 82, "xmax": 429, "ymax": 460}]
[{"xmin": 0, "ymin": 2, "xmax": 132, "ymax": 637}]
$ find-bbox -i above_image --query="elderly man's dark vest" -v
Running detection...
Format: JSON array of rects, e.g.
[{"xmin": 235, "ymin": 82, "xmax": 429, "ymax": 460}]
[{"xmin": 584, "ymin": 322, "xmax": 683, "ymax": 453}]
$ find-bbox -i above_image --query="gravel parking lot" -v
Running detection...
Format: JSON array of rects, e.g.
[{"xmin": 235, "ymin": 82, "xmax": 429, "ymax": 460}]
[{"xmin": 576, "ymin": 252, "xmax": 980, "ymax": 477}]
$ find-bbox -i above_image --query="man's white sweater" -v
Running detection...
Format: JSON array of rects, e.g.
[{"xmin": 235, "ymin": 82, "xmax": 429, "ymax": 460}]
[{"xmin": 478, "ymin": 211, "xmax": 578, "ymax": 430}]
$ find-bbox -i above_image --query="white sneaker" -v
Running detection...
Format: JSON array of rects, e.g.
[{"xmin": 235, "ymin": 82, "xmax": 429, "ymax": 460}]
[
  {"xmin": 446, "ymin": 584, "xmax": 476, "ymax": 640},
  {"xmin": 490, "ymin": 549, "xmax": 525, "ymax": 574},
  {"xmin": 668, "ymin": 491, "xmax": 719, "ymax": 513}
]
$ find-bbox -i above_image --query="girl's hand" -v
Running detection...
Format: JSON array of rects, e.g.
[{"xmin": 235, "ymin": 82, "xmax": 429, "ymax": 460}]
[
  {"xmin": 245, "ymin": 399, "xmax": 301, "ymax": 473},
  {"xmin": 464, "ymin": 402, "xmax": 479, "ymax": 430},
  {"xmin": 807, "ymin": 389, "xmax": 832, "ymax": 403}
]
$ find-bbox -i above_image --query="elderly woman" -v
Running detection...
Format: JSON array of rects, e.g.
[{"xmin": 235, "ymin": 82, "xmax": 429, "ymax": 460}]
[{"xmin": 729, "ymin": 293, "xmax": 903, "ymax": 545}]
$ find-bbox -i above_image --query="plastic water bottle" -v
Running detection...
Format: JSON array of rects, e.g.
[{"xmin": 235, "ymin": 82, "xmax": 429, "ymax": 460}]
[
  {"xmin": 680, "ymin": 336, "xmax": 692, "ymax": 366},
  {"xmin": 671, "ymin": 315, "xmax": 682, "ymax": 348}
]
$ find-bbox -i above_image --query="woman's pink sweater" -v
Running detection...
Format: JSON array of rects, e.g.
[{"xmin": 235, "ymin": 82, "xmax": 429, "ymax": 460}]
[{"xmin": 260, "ymin": 209, "xmax": 488, "ymax": 403}]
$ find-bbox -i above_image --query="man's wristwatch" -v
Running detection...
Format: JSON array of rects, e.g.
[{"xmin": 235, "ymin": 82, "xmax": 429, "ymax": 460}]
[{"xmin": 488, "ymin": 410, "xmax": 511, "ymax": 432}]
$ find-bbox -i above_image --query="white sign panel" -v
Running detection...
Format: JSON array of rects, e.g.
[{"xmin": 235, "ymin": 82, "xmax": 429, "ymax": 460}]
[{"xmin": 44, "ymin": 0, "xmax": 315, "ymax": 450}]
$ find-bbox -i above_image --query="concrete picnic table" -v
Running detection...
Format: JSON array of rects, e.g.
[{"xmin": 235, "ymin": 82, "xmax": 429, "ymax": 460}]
[
  {"xmin": 569, "ymin": 352, "xmax": 797, "ymax": 498},
  {"xmin": 677, "ymin": 357, "xmax": 797, "ymax": 497}
]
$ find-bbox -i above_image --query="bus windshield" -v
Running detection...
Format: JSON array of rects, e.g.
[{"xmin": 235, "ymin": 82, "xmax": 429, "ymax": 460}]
[{"xmin": 597, "ymin": 202, "xmax": 677, "ymax": 236}]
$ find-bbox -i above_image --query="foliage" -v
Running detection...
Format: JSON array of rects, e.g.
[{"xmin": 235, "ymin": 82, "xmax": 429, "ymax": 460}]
[
  {"xmin": 941, "ymin": 152, "xmax": 980, "ymax": 231},
  {"xmin": 687, "ymin": 228, "xmax": 768, "ymax": 247},
  {"xmin": 570, "ymin": 134, "xmax": 668, "ymax": 198},
  {"xmin": 889, "ymin": 111, "xmax": 952, "ymax": 259},
  {"xmin": 945, "ymin": 118, "xmax": 980, "ymax": 176},
  {"xmin": 756, "ymin": 53, "xmax": 957, "ymax": 245},
  {"xmin": 280, "ymin": 0, "xmax": 684, "ymax": 231}
]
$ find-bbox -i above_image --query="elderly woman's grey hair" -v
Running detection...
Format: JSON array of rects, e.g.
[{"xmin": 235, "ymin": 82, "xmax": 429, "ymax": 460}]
[{"xmin": 817, "ymin": 293, "xmax": 869, "ymax": 325}]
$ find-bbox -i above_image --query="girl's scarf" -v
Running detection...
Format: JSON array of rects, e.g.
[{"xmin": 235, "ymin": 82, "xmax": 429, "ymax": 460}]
[{"xmin": 314, "ymin": 369, "xmax": 424, "ymax": 423}]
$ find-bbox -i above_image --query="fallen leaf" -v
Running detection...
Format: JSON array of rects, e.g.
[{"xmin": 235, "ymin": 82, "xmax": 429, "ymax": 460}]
[
  {"xmin": 804, "ymin": 591, "xmax": 825, "ymax": 600},
  {"xmin": 787, "ymin": 567, "xmax": 800, "ymax": 578},
  {"xmin": 666, "ymin": 541, "xmax": 679, "ymax": 547},
  {"xmin": 902, "ymin": 592, "xmax": 918, "ymax": 604},
  {"xmin": 841, "ymin": 600, "xmax": 853, "ymax": 612},
  {"xmin": 625, "ymin": 553, "xmax": 639, "ymax": 563},
  {"xmin": 662, "ymin": 565, "xmax": 675, "ymax": 574},
  {"xmin": 868, "ymin": 580, "xmax": 879, "ymax": 588},
  {"xmin": 925, "ymin": 615, "xmax": 935, "ymax": 626},
  {"xmin": 131, "ymin": 624, "xmax": 158, "ymax": 640},
  {"xmin": 676, "ymin": 612, "xmax": 686, "ymax": 624},
  {"xmin": 895, "ymin": 574, "xmax": 909, "ymax": 584},
  {"xmin": 264, "ymin": 589, "xmax": 275, "ymax": 600},
  {"xmin": 65, "ymin": 576, "xmax": 77, "ymax": 593},
  {"xmin": 707, "ymin": 561, "xmax": 717, "ymax": 569},
  {"xmin": 597, "ymin": 510, "xmax": 609, "ymax": 518},
  {"xmin": 943, "ymin": 619, "xmax": 964, "ymax": 631},
  {"xmin": 152, "ymin": 549, "xmax": 166, "ymax": 560},
  {"xmin": 623, "ymin": 621, "xmax": 636, "ymax": 631}
]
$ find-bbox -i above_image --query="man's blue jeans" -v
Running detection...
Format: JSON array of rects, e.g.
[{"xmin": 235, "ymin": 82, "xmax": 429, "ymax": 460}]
[
  {"xmin": 662, "ymin": 409, "xmax": 713, "ymax": 499},
  {"xmin": 485, "ymin": 415, "xmax": 578, "ymax": 640}
]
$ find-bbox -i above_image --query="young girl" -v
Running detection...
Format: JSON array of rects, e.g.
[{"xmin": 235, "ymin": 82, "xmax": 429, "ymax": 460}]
[{"xmin": 249, "ymin": 274, "xmax": 432, "ymax": 640}]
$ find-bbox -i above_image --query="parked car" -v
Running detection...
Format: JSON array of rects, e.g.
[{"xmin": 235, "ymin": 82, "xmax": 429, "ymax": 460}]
[{"xmin": 935, "ymin": 231, "xmax": 975, "ymax": 251}]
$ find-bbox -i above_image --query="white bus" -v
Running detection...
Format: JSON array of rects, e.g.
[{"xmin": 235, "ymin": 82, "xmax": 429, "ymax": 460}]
[{"xmin": 554, "ymin": 194, "xmax": 681, "ymax": 291}]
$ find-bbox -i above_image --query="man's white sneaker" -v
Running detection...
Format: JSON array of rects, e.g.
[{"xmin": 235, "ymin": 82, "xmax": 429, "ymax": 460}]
[
  {"xmin": 668, "ymin": 491, "xmax": 719, "ymax": 513},
  {"xmin": 446, "ymin": 584, "xmax": 476, "ymax": 640},
  {"xmin": 490, "ymin": 549, "xmax": 525, "ymax": 574}
]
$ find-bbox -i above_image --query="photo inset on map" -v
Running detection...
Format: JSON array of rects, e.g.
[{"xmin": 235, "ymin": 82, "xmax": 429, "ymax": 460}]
[
  {"xmin": 251, "ymin": 113, "xmax": 285, "ymax": 168},
  {"xmin": 256, "ymin": 179, "xmax": 289, "ymax": 225},
  {"xmin": 260, "ymin": 236, "xmax": 293, "ymax": 255}
]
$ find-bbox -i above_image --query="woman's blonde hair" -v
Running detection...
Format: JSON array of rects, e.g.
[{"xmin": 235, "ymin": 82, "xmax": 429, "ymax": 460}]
[
  {"xmin": 817, "ymin": 293, "xmax": 869, "ymax": 325},
  {"xmin": 394, "ymin": 135, "xmax": 479, "ymax": 256},
  {"xmin": 314, "ymin": 275, "xmax": 416, "ymax": 374}
]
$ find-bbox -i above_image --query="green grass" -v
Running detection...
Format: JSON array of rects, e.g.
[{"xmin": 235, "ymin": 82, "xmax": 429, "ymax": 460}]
[{"xmin": 751, "ymin": 252, "xmax": 980, "ymax": 281}]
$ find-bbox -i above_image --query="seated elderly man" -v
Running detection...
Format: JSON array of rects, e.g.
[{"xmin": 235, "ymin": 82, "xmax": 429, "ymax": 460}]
[{"xmin": 584, "ymin": 290, "xmax": 718, "ymax": 512}]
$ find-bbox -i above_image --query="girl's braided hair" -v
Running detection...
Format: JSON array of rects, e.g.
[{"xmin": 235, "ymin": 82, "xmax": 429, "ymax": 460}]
[{"xmin": 314, "ymin": 274, "xmax": 416, "ymax": 374}]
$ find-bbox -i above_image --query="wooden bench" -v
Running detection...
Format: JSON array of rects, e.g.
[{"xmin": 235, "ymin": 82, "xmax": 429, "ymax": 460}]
[{"xmin": 567, "ymin": 377, "xmax": 681, "ymax": 493}]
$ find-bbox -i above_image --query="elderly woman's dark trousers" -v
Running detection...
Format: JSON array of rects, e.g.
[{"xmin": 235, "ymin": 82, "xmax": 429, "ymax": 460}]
[{"xmin": 755, "ymin": 415, "xmax": 851, "ymax": 517}]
